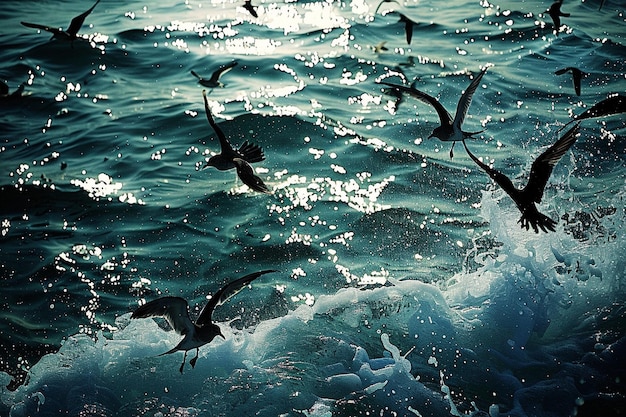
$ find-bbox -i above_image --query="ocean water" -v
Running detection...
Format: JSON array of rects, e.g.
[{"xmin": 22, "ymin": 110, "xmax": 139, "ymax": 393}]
[{"xmin": 1, "ymin": 0, "xmax": 625, "ymax": 415}]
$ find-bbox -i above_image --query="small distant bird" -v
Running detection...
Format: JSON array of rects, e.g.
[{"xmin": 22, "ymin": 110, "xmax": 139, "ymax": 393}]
[
  {"xmin": 201, "ymin": 90, "xmax": 270, "ymax": 194},
  {"xmin": 547, "ymin": 0, "xmax": 570, "ymax": 35},
  {"xmin": 21, "ymin": 0, "xmax": 100, "ymax": 43},
  {"xmin": 463, "ymin": 123, "xmax": 581, "ymax": 233},
  {"xmin": 380, "ymin": 66, "xmax": 488, "ymax": 158},
  {"xmin": 554, "ymin": 67, "xmax": 587, "ymax": 96},
  {"xmin": 131, "ymin": 270, "xmax": 277, "ymax": 373},
  {"xmin": 598, "ymin": 0, "xmax": 605, "ymax": 10},
  {"xmin": 243, "ymin": 0, "xmax": 258, "ymax": 18},
  {"xmin": 373, "ymin": 41, "xmax": 389, "ymax": 53},
  {"xmin": 558, "ymin": 93, "xmax": 626, "ymax": 132},
  {"xmin": 191, "ymin": 61, "xmax": 238, "ymax": 89},
  {"xmin": 0, "ymin": 81, "xmax": 25, "ymax": 99}
]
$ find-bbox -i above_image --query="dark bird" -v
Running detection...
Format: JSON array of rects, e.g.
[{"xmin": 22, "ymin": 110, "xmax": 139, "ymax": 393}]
[
  {"xmin": 555, "ymin": 67, "xmax": 587, "ymax": 96},
  {"xmin": 463, "ymin": 123, "xmax": 581, "ymax": 233},
  {"xmin": 191, "ymin": 61, "xmax": 238, "ymax": 88},
  {"xmin": 201, "ymin": 90, "xmax": 270, "ymax": 193},
  {"xmin": 21, "ymin": 0, "xmax": 100, "ymax": 43},
  {"xmin": 547, "ymin": 0, "xmax": 570, "ymax": 35},
  {"xmin": 131, "ymin": 270, "xmax": 277, "ymax": 373},
  {"xmin": 243, "ymin": 0, "xmax": 258, "ymax": 18},
  {"xmin": 380, "ymin": 66, "xmax": 488, "ymax": 158},
  {"xmin": 558, "ymin": 93, "xmax": 626, "ymax": 132}
]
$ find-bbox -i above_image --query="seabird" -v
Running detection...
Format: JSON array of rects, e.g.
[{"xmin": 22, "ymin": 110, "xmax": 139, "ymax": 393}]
[
  {"xmin": 201, "ymin": 90, "xmax": 270, "ymax": 194},
  {"xmin": 463, "ymin": 123, "xmax": 581, "ymax": 233},
  {"xmin": 243, "ymin": 0, "xmax": 258, "ymax": 18},
  {"xmin": 547, "ymin": 0, "xmax": 570, "ymax": 35},
  {"xmin": 131, "ymin": 269, "xmax": 277, "ymax": 373},
  {"xmin": 555, "ymin": 67, "xmax": 587, "ymax": 96},
  {"xmin": 380, "ymin": 66, "xmax": 488, "ymax": 158},
  {"xmin": 191, "ymin": 61, "xmax": 238, "ymax": 89},
  {"xmin": 21, "ymin": 0, "xmax": 100, "ymax": 43}
]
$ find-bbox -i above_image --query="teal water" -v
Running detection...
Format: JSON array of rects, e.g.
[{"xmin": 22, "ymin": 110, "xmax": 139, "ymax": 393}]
[{"xmin": 1, "ymin": 0, "xmax": 625, "ymax": 415}]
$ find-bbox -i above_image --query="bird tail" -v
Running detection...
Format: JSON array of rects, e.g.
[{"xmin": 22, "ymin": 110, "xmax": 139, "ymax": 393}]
[
  {"xmin": 463, "ymin": 129, "xmax": 484, "ymax": 139},
  {"xmin": 190, "ymin": 70, "xmax": 202, "ymax": 80}
]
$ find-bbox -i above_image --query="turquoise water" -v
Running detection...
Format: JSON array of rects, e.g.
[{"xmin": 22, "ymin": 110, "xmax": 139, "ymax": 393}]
[{"xmin": 1, "ymin": 0, "xmax": 625, "ymax": 415}]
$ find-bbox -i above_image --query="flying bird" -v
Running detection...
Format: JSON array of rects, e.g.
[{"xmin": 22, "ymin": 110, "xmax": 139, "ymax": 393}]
[
  {"xmin": 191, "ymin": 61, "xmax": 238, "ymax": 88},
  {"xmin": 463, "ymin": 123, "xmax": 581, "ymax": 233},
  {"xmin": 21, "ymin": 0, "xmax": 101, "ymax": 43},
  {"xmin": 547, "ymin": 0, "xmax": 570, "ymax": 35},
  {"xmin": 243, "ymin": 0, "xmax": 258, "ymax": 18},
  {"xmin": 131, "ymin": 270, "xmax": 277, "ymax": 373},
  {"xmin": 380, "ymin": 66, "xmax": 488, "ymax": 158},
  {"xmin": 201, "ymin": 90, "xmax": 270, "ymax": 194},
  {"xmin": 555, "ymin": 67, "xmax": 587, "ymax": 96}
]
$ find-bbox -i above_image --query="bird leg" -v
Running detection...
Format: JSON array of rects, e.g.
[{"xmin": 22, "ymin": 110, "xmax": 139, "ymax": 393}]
[
  {"xmin": 189, "ymin": 348, "xmax": 200, "ymax": 368},
  {"xmin": 449, "ymin": 142, "xmax": 456, "ymax": 159}
]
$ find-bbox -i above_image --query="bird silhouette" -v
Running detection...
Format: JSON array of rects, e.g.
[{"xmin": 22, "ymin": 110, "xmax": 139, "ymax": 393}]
[
  {"xmin": 191, "ymin": 61, "xmax": 238, "ymax": 89},
  {"xmin": 463, "ymin": 123, "xmax": 581, "ymax": 233},
  {"xmin": 21, "ymin": 0, "xmax": 100, "ymax": 43},
  {"xmin": 398, "ymin": 13, "xmax": 417, "ymax": 45},
  {"xmin": 547, "ymin": 0, "xmax": 570, "ymax": 35},
  {"xmin": 380, "ymin": 66, "xmax": 488, "ymax": 158},
  {"xmin": 555, "ymin": 67, "xmax": 587, "ymax": 96},
  {"xmin": 131, "ymin": 270, "xmax": 277, "ymax": 373},
  {"xmin": 201, "ymin": 90, "xmax": 270, "ymax": 193},
  {"xmin": 243, "ymin": 0, "xmax": 258, "ymax": 18}
]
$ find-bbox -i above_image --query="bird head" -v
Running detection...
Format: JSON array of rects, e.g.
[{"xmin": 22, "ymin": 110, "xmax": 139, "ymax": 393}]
[
  {"xmin": 202, "ymin": 155, "xmax": 218, "ymax": 169},
  {"xmin": 429, "ymin": 127, "xmax": 444, "ymax": 140}
]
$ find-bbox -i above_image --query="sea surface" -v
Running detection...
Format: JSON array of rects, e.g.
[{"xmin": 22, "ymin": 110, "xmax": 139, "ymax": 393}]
[{"xmin": 1, "ymin": 0, "xmax": 625, "ymax": 415}]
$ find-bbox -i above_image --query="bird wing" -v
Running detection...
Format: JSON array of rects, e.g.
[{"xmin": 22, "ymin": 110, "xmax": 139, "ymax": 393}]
[
  {"xmin": 237, "ymin": 141, "xmax": 265, "ymax": 164},
  {"xmin": 453, "ymin": 67, "xmax": 487, "ymax": 129},
  {"xmin": 66, "ymin": 0, "xmax": 100, "ymax": 36},
  {"xmin": 572, "ymin": 69, "xmax": 583, "ymax": 96},
  {"xmin": 131, "ymin": 296, "xmax": 195, "ymax": 336},
  {"xmin": 576, "ymin": 94, "xmax": 626, "ymax": 121},
  {"xmin": 524, "ymin": 123, "xmax": 580, "ymax": 203},
  {"xmin": 233, "ymin": 158, "xmax": 271, "ymax": 193},
  {"xmin": 554, "ymin": 67, "xmax": 573, "ymax": 75},
  {"xmin": 462, "ymin": 140, "xmax": 519, "ymax": 198},
  {"xmin": 399, "ymin": 14, "xmax": 414, "ymax": 45},
  {"xmin": 21, "ymin": 21, "xmax": 64, "ymax": 36},
  {"xmin": 208, "ymin": 61, "xmax": 238, "ymax": 85},
  {"xmin": 202, "ymin": 89, "xmax": 235, "ymax": 155},
  {"xmin": 190, "ymin": 70, "xmax": 203, "ymax": 81},
  {"xmin": 196, "ymin": 270, "xmax": 277, "ymax": 326},
  {"xmin": 379, "ymin": 82, "xmax": 453, "ymax": 126},
  {"xmin": 244, "ymin": 1, "xmax": 259, "ymax": 18}
]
